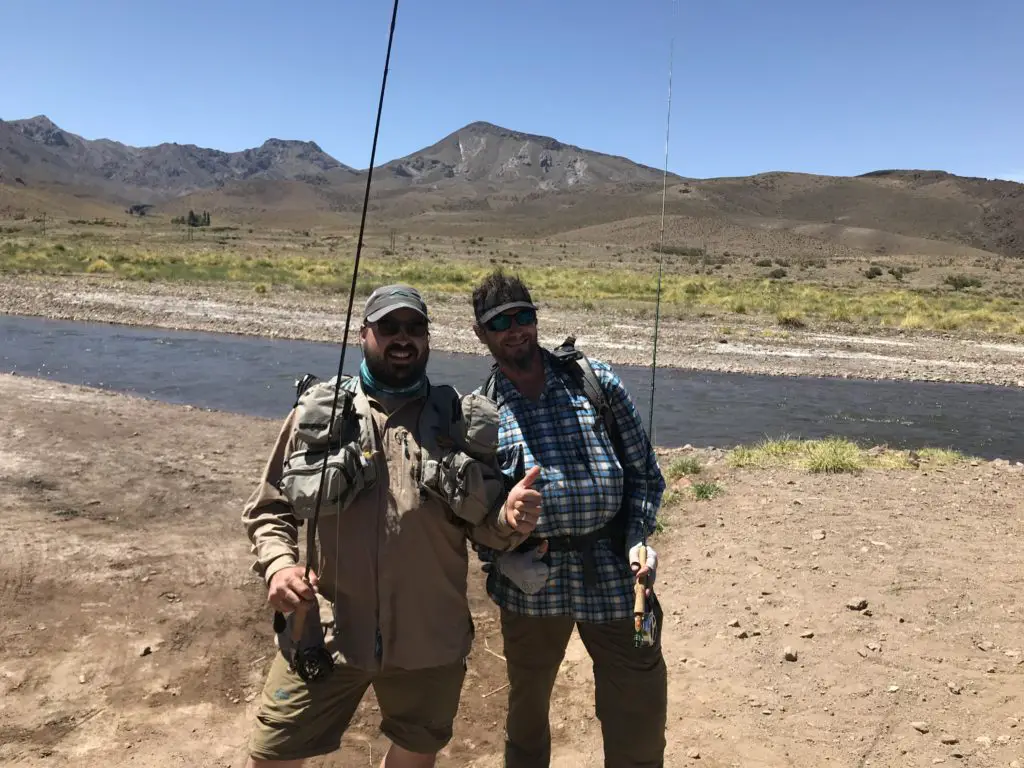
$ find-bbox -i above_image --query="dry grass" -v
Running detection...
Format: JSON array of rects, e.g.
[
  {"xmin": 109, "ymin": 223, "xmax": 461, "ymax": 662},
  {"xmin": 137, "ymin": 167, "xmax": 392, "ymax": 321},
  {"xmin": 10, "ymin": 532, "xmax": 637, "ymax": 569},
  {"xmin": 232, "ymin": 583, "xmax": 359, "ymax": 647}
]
[{"xmin": 2, "ymin": 217, "xmax": 1023, "ymax": 336}]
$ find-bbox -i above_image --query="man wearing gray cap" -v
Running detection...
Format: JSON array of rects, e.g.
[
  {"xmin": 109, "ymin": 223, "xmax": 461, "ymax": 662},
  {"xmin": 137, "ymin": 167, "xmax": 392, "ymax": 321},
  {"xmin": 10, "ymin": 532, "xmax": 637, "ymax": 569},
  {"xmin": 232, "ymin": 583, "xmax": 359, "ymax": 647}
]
[{"xmin": 241, "ymin": 283, "xmax": 543, "ymax": 768}]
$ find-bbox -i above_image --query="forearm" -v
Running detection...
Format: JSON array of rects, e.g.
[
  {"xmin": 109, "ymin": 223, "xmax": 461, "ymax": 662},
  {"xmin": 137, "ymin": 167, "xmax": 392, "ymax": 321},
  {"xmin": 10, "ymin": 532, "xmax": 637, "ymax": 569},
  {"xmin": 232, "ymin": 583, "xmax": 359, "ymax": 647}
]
[
  {"xmin": 242, "ymin": 410, "xmax": 301, "ymax": 583},
  {"xmin": 466, "ymin": 495, "xmax": 530, "ymax": 552}
]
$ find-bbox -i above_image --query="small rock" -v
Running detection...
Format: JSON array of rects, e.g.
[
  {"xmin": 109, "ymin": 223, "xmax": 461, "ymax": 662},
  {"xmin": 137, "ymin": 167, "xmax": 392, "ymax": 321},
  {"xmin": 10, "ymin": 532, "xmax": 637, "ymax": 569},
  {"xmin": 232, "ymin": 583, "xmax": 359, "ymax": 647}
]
[
  {"xmin": 783, "ymin": 647, "xmax": 798, "ymax": 662},
  {"xmin": 1010, "ymin": 760, "xmax": 1020, "ymax": 768},
  {"xmin": 735, "ymin": 630, "xmax": 749, "ymax": 639},
  {"xmin": 811, "ymin": 529, "xmax": 825, "ymax": 540},
  {"xmin": 857, "ymin": 648, "xmax": 868, "ymax": 658},
  {"xmin": 687, "ymin": 748, "xmax": 701, "ymax": 759},
  {"xmin": 888, "ymin": 685, "xmax": 900, "ymax": 693},
  {"xmin": 911, "ymin": 721, "xmax": 930, "ymax": 733},
  {"xmin": 847, "ymin": 599, "xmax": 869, "ymax": 611},
  {"xmin": 975, "ymin": 736, "xmax": 991, "ymax": 747},
  {"xmin": 868, "ymin": 642, "xmax": 881, "ymax": 652},
  {"xmin": 140, "ymin": 646, "xmax": 152, "ymax": 657},
  {"xmin": 862, "ymin": 608, "xmax": 874, "ymax": 617},
  {"xmin": 947, "ymin": 682, "xmax": 962, "ymax": 695},
  {"xmin": 800, "ymin": 631, "xmax": 815, "ymax": 639},
  {"xmin": 727, "ymin": 619, "xmax": 741, "ymax": 628},
  {"xmin": 78, "ymin": 674, "xmax": 86, "ymax": 684},
  {"xmin": 940, "ymin": 735, "xmax": 958, "ymax": 745}
]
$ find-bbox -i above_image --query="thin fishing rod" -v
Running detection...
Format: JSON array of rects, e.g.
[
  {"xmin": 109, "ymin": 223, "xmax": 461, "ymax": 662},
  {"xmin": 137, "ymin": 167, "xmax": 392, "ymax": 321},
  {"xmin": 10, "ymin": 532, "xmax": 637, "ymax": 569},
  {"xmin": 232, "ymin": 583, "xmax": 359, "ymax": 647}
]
[
  {"xmin": 304, "ymin": 0, "xmax": 401, "ymax": 582},
  {"xmin": 636, "ymin": 0, "xmax": 675, "ymax": 570},
  {"xmin": 646, "ymin": 1, "xmax": 675, "ymax": 450}
]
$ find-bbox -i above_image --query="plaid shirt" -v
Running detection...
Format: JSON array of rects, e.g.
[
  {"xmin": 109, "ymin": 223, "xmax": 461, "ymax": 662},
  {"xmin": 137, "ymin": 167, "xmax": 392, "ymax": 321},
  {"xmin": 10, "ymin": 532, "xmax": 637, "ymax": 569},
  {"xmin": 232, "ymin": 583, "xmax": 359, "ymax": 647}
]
[{"xmin": 474, "ymin": 349, "xmax": 665, "ymax": 622}]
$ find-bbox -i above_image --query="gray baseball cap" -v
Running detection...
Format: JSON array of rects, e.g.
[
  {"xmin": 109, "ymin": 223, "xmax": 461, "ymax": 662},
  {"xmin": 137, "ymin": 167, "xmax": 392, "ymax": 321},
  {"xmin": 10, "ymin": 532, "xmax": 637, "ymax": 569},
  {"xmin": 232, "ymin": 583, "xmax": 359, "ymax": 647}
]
[{"xmin": 363, "ymin": 284, "xmax": 429, "ymax": 323}]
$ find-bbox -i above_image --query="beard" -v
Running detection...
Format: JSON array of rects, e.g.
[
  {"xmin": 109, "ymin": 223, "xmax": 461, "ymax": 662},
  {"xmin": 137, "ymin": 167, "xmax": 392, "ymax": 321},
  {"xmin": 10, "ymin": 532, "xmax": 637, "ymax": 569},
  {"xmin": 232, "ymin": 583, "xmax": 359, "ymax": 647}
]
[
  {"xmin": 493, "ymin": 336, "xmax": 538, "ymax": 373},
  {"xmin": 363, "ymin": 340, "xmax": 429, "ymax": 389}
]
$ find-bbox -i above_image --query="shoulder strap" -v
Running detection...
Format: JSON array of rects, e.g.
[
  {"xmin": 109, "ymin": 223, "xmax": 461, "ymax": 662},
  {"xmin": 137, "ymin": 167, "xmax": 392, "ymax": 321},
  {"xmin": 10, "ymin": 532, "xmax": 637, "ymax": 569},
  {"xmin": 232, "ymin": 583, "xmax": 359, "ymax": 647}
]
[
  {"xmin": 551, "ymin": 336, "xmax": 626, "ymax": 461},
  {"xmin": 481, "ymin": 364, "xmax": 499, "ymax": 402}
]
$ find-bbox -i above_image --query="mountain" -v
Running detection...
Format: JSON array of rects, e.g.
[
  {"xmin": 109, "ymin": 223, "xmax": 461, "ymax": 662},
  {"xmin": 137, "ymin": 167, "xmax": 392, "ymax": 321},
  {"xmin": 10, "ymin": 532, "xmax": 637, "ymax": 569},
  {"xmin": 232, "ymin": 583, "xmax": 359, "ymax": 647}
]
[
  {"xmin": 0, "ymin": 115, "xmax": 359, "ymax": 202},
  {"xmin": 376, "ymin": 120, "xmax": 676, "ymax": 191},
  {"xmin": 1, "ymin": 115, "xmax": 1022, "ymax": 260}
]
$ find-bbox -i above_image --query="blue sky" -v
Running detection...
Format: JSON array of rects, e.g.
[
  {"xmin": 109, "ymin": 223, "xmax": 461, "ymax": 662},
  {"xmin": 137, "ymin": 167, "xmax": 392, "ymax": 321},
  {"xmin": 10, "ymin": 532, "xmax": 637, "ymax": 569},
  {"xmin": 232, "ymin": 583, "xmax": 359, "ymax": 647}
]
[{"xmin": 1, "ymin": 0, "xmax": 1021, "ymax": 181}]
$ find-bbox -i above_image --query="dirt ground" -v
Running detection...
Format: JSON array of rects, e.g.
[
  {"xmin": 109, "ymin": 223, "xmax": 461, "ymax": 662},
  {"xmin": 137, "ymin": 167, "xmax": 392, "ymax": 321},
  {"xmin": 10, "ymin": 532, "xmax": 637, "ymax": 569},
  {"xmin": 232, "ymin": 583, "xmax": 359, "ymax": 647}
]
[
  {"xmin": 1, "ymin": 373, "xmax": 1022, "ymax": 767},
  {"xmin": 2, "ymin": 274, "xmax": 1023, "ymax": 387}
]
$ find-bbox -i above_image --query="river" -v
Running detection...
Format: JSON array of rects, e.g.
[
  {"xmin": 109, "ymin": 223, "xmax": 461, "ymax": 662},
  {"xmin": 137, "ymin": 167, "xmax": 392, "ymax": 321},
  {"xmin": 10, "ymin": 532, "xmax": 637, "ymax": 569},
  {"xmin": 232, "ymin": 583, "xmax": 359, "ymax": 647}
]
[{"xmin": 2, "ymin": 314, "xmax": 1021, "ymax": 460}]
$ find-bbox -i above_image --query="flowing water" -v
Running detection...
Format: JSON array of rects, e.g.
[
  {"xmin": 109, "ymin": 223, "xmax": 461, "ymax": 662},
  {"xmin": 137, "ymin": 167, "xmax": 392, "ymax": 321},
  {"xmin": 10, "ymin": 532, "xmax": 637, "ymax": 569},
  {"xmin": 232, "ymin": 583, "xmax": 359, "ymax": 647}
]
[{"xmin": 2, "ymin": 314, "xmax": 1022, "ymax": 460}]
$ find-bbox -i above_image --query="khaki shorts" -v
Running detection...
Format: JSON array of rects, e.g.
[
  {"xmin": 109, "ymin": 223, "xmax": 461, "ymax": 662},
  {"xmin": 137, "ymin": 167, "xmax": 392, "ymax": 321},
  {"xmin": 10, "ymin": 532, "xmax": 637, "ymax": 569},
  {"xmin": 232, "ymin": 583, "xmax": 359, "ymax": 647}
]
[{"xmin": 248, "ymin": 653, "xmax": 467, "ymax": 762}]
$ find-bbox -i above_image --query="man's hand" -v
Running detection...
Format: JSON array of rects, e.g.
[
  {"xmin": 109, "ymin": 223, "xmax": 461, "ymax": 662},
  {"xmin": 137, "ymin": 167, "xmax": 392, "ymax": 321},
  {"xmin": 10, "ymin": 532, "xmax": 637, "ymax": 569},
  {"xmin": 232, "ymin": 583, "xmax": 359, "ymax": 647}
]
[
  {"xmin": 268, "ymin": 565, "xmax": 318, "ymax": 614},
  {"xmin": 504, "ymin": 465, "xmax": 542, "ymax": 534},
  {"xmin": 628, "ymin": 543, "xmax": 658, "ymax": 597}
]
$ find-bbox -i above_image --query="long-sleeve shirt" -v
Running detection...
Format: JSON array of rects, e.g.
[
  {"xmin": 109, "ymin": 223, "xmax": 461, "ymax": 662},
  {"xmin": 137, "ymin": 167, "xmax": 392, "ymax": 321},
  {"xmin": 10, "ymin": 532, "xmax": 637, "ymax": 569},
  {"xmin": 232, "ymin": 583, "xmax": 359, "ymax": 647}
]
[
  {"xmin": 242, "ymin": 377, "xmax": 523, "ymax": 671},
  {"xmin": 474, "ymin": 350, "xmax": 665, "ymax": 622}
]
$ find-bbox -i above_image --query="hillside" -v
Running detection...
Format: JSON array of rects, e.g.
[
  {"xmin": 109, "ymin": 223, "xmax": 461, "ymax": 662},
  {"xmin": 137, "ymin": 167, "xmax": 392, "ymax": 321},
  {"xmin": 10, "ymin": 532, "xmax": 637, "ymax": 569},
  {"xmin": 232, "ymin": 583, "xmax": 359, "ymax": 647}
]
[
  {"xmin": 0, "ymin": 115, "xmax": 359, "ymax": 203},
  {"xmin": 1, "ymin": 115, "xmax": 1022, "ymax": 260}
]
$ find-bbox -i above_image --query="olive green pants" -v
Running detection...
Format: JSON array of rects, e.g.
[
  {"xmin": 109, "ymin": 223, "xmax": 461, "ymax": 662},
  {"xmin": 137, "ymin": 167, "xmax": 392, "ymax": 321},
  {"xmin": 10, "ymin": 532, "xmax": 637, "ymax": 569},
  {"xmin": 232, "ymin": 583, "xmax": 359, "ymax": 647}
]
[
  {"xmin": 500, "ymin": 606, "xmax": 667, "ymax": 768},
  {"xmin": 248, "ymin": 653, "xmax": 467, "ymax": 762}
]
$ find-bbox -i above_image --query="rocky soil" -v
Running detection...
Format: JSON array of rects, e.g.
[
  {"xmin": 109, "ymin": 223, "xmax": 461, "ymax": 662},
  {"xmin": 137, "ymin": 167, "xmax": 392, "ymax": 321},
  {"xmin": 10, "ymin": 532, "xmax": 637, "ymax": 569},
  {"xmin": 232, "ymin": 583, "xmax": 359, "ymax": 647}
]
[
  {"xmin": 2, "ymin": 274, "xmax": 1023, "ymax": 388},
  {"xmin": 1, "ymin": 373, "xmax": 1023, "ymax": 767}
]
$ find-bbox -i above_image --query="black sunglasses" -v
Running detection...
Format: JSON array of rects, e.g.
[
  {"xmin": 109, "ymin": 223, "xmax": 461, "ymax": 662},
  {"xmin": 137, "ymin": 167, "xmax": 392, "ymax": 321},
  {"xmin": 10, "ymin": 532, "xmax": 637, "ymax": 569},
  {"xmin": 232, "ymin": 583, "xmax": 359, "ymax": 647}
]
[
  {"xmin": 372, "ymin": 317, "xmax": 428, "ymax": 337},
  {"xmin": 484, "ymin": 308, "xmax": 537, "ymax": 332}
]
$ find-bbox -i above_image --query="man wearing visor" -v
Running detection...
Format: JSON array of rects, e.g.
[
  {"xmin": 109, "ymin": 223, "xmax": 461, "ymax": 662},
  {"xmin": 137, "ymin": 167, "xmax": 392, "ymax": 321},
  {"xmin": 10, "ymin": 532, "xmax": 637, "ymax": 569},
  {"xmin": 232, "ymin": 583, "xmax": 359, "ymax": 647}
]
[{"xmin": 470, "ymin": 269, "xmax": 668, "ymax": 768}]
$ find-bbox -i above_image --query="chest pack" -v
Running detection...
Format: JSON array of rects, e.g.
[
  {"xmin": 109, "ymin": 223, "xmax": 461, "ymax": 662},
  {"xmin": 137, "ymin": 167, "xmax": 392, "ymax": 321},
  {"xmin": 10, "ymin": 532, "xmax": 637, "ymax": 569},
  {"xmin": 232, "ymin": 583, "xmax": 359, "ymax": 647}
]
[{"xmin": 279, "ymin": 374, "xmax": 506, "ymax": 531}]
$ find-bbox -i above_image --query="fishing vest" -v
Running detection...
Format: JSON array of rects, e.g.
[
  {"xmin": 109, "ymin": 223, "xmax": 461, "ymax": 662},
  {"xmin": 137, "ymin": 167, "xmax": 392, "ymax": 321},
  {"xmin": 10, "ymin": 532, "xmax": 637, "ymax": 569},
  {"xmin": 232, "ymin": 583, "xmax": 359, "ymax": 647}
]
[{"xmin": 279, "ymin": 375, "xmax": 507, "ymax": 531}]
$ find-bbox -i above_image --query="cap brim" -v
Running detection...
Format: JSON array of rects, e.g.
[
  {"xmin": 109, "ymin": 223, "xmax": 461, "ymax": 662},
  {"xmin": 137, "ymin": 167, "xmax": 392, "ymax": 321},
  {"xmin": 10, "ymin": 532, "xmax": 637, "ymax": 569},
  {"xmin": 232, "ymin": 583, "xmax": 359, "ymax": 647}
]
[
  {"xmin": 477, "ymin": 301, "xmax": 537, "ymax": 325},
  {"xmin": 365, "ymin": 301, "xmax": 429, "ymax": 323}
]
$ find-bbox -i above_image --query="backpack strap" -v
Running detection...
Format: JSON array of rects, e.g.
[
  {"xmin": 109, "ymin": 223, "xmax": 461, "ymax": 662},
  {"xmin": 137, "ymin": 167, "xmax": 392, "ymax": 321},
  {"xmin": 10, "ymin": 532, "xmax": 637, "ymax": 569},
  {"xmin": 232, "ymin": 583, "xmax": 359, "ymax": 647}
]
[{"xmin": 551, "ymin": 336, "xmax": 627, "ymax": 463}]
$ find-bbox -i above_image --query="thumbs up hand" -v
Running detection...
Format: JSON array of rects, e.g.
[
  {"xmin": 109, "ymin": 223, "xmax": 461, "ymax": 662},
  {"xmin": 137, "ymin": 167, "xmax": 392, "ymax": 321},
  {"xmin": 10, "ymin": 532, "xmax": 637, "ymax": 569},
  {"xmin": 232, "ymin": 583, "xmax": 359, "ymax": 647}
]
[{"xmin": 504, "ymin": 465, "xmax": 543, "ymax": 534}]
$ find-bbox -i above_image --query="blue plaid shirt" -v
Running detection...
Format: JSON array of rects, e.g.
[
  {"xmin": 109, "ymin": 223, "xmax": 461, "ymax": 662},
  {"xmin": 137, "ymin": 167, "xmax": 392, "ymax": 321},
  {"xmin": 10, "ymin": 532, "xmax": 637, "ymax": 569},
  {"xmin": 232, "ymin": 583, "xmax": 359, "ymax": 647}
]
[{"xmin": 474, "ymin": 349, "xmax": 665, "ymax": 622}]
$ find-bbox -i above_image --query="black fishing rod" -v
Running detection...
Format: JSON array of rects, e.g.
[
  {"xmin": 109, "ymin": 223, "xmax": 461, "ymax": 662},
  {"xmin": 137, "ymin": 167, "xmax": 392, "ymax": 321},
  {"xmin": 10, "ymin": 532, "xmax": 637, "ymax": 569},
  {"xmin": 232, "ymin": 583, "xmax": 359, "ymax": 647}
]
[
  {"xmin": 289, "ymin": 0, "xmax": 401, "ymax": 678},
  {"xmin": 635, "ymin": 0, "xmax": 676, "ymax": 649}
]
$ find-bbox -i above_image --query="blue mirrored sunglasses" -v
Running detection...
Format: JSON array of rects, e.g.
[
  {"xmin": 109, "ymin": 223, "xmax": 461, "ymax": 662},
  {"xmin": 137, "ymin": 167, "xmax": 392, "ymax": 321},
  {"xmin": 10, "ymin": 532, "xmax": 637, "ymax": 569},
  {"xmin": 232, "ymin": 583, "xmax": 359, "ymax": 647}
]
[{"xmin": 485, "ymin": 308, "xmax": 537, "ymax": 332}]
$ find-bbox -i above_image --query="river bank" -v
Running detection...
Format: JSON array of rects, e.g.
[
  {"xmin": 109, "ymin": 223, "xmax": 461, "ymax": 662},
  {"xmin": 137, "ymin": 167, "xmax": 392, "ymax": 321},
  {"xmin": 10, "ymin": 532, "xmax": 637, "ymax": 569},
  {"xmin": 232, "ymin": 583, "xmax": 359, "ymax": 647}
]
[
  {"xmin": 1, "ymin": 273, "xmax": 1023, "ymax": 387},
  {"xmin": 1, "ymin": 373, "xmax": 1022, "ymax": 768}
]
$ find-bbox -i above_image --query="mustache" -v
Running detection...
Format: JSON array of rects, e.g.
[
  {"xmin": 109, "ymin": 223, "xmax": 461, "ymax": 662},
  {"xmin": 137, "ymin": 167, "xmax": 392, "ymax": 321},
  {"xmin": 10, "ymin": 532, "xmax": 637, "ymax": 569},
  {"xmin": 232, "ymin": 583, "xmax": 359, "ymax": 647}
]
[{"xmin": 385, "ymin": 342, "xmax": 419, "ymax": 354}]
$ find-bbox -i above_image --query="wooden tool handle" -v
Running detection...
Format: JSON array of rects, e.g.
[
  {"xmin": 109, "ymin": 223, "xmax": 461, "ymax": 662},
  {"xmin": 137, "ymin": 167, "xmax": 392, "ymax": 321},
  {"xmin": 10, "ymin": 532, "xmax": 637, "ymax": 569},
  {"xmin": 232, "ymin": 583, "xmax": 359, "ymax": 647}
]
[{"xmin": 633, "ymin": 545, "xmax": 647, "ymax": 617}]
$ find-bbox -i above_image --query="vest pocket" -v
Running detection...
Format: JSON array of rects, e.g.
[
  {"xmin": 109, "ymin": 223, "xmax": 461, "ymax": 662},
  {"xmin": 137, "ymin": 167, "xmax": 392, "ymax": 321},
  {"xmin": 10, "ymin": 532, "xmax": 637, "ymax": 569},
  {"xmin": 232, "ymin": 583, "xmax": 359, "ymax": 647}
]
[
  {"xmin": 280, "ymin": 443, "xmax": 377, "ymax": 519},
  {"xmin": 430, "ymin": 451, "xmax": 505, "ymax": 527}
]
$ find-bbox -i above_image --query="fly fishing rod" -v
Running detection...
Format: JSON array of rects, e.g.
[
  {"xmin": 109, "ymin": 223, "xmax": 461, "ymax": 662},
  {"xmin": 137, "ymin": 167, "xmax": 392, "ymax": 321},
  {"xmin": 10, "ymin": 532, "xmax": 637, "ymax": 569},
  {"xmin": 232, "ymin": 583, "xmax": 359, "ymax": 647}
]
[
  {"xmin": 288, "ymin": 0, "xmax": 401, "ymax": 682},
  {"xmin": 635, "ymin": 0, "xmax": 676, "ymax": 649}
]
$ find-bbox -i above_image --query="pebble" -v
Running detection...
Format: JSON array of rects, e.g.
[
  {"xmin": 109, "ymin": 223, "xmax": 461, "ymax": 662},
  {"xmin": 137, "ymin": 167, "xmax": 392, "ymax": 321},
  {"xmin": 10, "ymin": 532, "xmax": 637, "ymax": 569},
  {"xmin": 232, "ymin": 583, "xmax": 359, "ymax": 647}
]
[
  {"xmin": 727, "ymin": 619, "xmax": 741, "ymax": 628},
  {"xmin": 811, "ymin": 529, "xmax": 826, "ymax": 540},
  {"xmin": 940, "ymin": 735, "xmax": 959, "ymax": 745},
  {"xmin": 975, "ymin": 736, "xmax": 992, "ymax": 747},
  {"xmin": 687, "ymin": 748, "xmax": 700, "ymax": 759},
  {"xmin": 847, "ymin": 598, "xmax": 869, "ymax": 611},
  {"xmin": 800, "ymin": 631, "xmax": 815, "ymax": 638},
  {"xmin": 783, "ymin": 646, "xmax": 798, "ymax": 662},
  {"xmin": 912, "ymin": 722, "xmax": 931, "ymax": 733}
]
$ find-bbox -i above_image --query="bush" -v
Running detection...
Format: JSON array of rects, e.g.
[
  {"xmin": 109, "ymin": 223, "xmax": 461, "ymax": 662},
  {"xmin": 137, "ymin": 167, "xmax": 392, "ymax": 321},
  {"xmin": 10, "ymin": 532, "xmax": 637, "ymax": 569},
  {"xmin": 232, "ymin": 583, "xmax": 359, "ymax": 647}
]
[
  {"xmin": 945, "ymin": 274, "xmax": 982, "ymax": 290},
  {"xmin": 768, "ymin": 267, "xmax": 787, "ymax": 279},
  {"xmin": 865, "ymin": 266, "xmax": 883, "ymax": 279}
]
